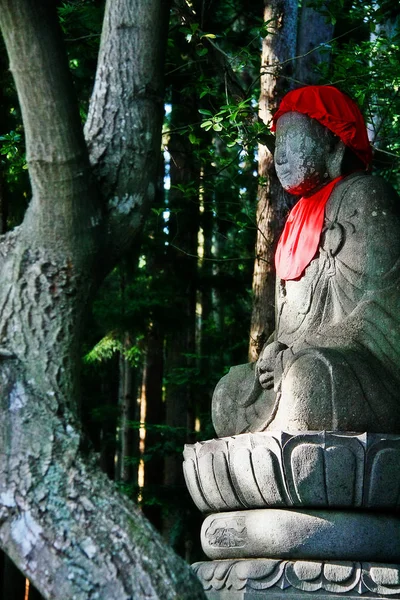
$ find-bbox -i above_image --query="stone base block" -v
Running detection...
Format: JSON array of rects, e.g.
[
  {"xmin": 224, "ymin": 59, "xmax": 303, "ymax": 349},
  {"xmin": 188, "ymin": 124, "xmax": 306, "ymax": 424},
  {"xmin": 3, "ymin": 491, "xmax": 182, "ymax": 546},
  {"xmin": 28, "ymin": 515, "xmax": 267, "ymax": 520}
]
[
  {"xmin": 201, "ymin": 509, "xmax": 400, "ymax": 562},
  {"xmin": 192, "ymin": 559, "xmax": 400, "ymax": 599}
]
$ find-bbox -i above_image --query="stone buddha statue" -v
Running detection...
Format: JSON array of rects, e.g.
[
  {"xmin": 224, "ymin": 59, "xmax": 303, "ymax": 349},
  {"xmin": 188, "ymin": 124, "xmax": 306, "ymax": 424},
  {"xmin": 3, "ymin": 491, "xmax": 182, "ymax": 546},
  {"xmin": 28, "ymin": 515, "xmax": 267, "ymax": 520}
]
[{"xmin": 213, "ymin": 85, "xmax": 400, "ymax": 436}]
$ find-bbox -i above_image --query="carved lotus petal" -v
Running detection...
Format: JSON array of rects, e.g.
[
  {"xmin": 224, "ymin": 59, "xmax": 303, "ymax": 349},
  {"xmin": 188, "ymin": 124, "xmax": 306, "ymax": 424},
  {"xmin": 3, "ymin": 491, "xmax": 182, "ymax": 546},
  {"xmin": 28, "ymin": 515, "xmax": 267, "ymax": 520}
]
[
  {"xmin": 293, "ymin": 561, "xmax": 322, "ymax": 581},
  {"xmin": 367, "ymin": 447, "xmax": 400, "ymax": 507},
  {"xmin": 183, "ymin": 431, "xmax": 400, "ymax": 511},
  {"xmin": 251, "ymin": 445, "xmax": 287, "ymax": 506},
  {"xmin": 369, "ymin": 565, "xmax": 400, "ymax": 586},
  {"xmin": 213, "ymin": 560, "xmax": 231, "ymax": 581},
  {"xmin": 230, "ymin": 447, "xmax": 265, "ymax": 507},
  {"xmin": 193, "ymin": 560, "xmax": 400, "ymax": 595},
  {"xmin": 325, "ymin": 446, "xmax": 357, "ymax": 506},
  {"xmin": 286, "ymin": 561, "xmax": 323, "ymax": 592},
  {"xmin": 363, "ymin": 564, "xmax": 400, "ymax": 595},
  {"xmin": 323, "ymin": 561, "xmax": 355, "ymax": 583},
  {"xmin": 234, "ymin": 559, "xmax": 280, "ymax": 581},
  {"xmin": 290, "ymin": 444, "xmax": 327, "ymax": 505}
]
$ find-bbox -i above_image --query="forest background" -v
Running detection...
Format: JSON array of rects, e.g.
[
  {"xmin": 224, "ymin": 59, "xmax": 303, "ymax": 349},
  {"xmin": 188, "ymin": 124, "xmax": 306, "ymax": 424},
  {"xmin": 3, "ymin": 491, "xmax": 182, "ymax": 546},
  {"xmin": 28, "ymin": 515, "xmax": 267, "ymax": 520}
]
[{"xmin": 0, "ymin": 0, "xmax": 399, "ymax": 597}]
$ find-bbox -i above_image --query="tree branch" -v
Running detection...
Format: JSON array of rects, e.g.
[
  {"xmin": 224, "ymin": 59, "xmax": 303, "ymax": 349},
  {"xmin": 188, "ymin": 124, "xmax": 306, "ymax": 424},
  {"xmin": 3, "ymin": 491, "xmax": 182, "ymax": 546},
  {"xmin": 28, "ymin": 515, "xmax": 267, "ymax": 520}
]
[
  {"xmin": 172, "ymin": 0, "xmax": 276, "ymax": 153},
  {"xmin": 0, "ymin": 0, "xmax": 96, "ymax": 251},
  {"xmin": 85, "ymin": 0, "xmax": 170, "ymax": 262}
]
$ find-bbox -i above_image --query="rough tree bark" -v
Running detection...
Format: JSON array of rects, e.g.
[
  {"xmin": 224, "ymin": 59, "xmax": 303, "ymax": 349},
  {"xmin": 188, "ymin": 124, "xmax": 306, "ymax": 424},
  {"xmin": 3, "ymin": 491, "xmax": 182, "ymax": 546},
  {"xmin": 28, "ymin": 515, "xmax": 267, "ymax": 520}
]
[
  {"xmin": 295, "ymin": 0, "xmax": 334, "ymax": 85},
  {"xmin": 248, "ymin": 0, "xmax": 298, "ymax": 361},
  {"xmin": 0, "ymin": 0, "xmax": 206, "ymax": 598}
]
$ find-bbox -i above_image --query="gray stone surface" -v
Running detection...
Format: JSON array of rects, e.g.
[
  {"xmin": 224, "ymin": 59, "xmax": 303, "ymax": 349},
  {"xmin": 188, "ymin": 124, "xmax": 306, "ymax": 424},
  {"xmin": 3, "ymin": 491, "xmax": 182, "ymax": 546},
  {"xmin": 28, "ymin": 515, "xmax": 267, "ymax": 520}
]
[
  {"xmin": 183, "ymin": 431, "xmax": 400, "ymax": 512},
  {"xmin": 212, "ymin": 112, "xmax": 400, "ymax": 437},
  {"xmin": 193, "ymin": 559, "xmax": 400, "ymax": 599},
  {"xmin": 201, "ymin": 509, "xmax": 400, "ymax": 562}
]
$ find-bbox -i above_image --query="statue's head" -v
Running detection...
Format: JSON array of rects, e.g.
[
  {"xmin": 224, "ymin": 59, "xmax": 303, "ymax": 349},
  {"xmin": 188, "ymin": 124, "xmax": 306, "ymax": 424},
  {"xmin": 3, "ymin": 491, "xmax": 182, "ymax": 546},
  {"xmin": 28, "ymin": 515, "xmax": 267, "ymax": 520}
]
[{"xmin": 272, "ymin": 86, "xmax": 372, "ymax": 196}]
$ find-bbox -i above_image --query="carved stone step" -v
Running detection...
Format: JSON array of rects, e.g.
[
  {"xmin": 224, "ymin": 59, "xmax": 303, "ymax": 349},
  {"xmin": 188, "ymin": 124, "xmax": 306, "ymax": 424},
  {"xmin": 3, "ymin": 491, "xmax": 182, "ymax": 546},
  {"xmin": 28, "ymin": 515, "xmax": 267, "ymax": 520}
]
[
  {"xmin": 183, "ymin": 431, "xmax": 400, "ymax": 512},
  {"xmin": 192, "ymin": 559, "xmax": 400, "ymax": 599}
]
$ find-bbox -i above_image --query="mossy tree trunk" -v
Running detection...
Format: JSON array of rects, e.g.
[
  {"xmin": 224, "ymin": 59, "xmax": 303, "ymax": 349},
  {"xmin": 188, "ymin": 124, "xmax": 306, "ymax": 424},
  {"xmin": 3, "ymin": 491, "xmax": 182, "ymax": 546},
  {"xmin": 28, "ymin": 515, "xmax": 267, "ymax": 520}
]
[{"xmin": 0, "ymin": 0, "xmax": 206, "ymax": 598}]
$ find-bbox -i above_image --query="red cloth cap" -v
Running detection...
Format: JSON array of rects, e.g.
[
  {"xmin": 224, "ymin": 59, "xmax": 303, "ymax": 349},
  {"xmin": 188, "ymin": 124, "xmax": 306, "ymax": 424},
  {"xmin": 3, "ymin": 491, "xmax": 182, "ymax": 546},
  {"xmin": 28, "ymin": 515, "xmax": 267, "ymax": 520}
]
[{"xmin": 271, "ymin": 85, "xmax": 372, "ymax": 167}]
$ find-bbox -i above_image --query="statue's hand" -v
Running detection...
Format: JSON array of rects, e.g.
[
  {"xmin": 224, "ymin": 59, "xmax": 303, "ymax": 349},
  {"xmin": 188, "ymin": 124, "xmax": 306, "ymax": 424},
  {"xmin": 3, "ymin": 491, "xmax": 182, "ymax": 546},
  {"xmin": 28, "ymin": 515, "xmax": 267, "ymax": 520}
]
[{"xmin": 256, "ymin": 341, "xmax": 287, "ymax": 389}]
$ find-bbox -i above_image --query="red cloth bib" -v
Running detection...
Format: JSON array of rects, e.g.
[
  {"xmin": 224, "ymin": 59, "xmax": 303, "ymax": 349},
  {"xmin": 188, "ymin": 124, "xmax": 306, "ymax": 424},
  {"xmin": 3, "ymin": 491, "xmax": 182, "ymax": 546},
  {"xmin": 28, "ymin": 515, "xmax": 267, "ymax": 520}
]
[
  {"xmin": 275, "ymin": 177, "xmax": 342, "ymax": 280},
  {"xmin": 272, "ymin": 86, "xmax": 372, "ymax": 281}
]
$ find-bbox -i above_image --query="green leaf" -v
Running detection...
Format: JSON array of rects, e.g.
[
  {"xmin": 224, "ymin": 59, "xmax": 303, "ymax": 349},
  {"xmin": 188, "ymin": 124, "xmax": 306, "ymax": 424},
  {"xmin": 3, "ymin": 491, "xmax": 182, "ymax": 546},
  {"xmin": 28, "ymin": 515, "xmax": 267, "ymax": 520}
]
[
  {"xmin": 196, "ymin": 47, "xmax": 208, "ymax": 56},
  {"xmin": 198, "ymin": 108, "xmax": 213, "ymax": 115},
  {"xmin": 151, "ymin": 208, "xmax": 164, "ymax": 216},
  {"xmin": 84, "ymin": 334, "xmax": 122, "ymax": 363}
]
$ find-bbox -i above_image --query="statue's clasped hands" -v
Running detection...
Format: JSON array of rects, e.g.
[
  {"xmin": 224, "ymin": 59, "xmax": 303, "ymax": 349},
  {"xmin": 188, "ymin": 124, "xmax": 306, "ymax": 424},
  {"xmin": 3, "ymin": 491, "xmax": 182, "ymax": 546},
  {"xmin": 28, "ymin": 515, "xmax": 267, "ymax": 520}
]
[{"xmin": 256, "ymin": 341, "xmax": 289, "ymax": 391}]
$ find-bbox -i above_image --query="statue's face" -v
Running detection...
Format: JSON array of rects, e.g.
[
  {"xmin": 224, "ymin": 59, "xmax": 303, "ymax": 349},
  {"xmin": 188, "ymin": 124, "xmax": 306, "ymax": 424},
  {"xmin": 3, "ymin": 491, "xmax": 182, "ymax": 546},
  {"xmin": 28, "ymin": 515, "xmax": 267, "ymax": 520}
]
[{"xmin": 274, "ymin": 112, "xmax": 331, "ymax": 195}]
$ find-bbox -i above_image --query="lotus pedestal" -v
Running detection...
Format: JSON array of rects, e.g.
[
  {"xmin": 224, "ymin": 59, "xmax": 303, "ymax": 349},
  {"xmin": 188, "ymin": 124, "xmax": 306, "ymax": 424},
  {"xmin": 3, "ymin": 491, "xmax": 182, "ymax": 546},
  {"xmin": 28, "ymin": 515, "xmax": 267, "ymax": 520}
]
[{"xmin": 183, "ymin": 432, "xmax": 400, "ymax": 599}]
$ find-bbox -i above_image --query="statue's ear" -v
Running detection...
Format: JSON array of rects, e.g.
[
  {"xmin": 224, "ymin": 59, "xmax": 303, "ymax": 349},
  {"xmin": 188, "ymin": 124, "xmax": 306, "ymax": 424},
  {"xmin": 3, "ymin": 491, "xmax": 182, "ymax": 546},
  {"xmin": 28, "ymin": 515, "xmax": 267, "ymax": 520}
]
[{"xmin": 326, "ymin": 139, "xmax": 346, "ymax": 179}]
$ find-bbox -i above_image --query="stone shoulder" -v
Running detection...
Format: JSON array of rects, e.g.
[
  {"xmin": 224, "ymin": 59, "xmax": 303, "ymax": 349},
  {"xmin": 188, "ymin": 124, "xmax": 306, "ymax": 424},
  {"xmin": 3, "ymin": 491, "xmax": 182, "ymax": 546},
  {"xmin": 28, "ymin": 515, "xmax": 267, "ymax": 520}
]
[
  {"xmin": 326, "ymin": 172, "xmax": 400, "ymax": 282},
  {"xmin": 332, "ymin": 173, "xmax": 400, "ymax": 219}
]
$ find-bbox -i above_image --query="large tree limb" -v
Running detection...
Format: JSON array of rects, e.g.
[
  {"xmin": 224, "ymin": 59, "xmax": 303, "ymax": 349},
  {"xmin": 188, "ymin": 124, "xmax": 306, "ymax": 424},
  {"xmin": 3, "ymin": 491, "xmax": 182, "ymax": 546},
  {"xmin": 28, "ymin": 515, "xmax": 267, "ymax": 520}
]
[
  {"xmin": 85, "ymin": 0, "xmax": 170, "ymax": 261},
  {"xmin": 0, "ymin": 360, "xmax": 205, "ymax": 600},
  {"xmin": 0, "ymin": 0, "xmax": 97, "ymax": 251}
]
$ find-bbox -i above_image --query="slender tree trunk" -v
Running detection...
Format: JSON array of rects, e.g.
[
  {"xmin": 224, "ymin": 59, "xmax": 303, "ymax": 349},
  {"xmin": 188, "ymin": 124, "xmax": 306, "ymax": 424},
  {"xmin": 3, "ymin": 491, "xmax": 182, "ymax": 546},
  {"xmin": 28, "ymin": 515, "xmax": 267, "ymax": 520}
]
[
  {"xmin": 163, "ymin": 91, "xmax": 199, "ymax": 550},
  {"xmin": 84, "ymin": 0, "xmax": 169, "ymax": 261},
  {"xmin": 142, "ymin": 321, "xmax": 165, "ymax": 530},
  {"xmin": 198, "ymin": 169, "xmax": 215, "ymax": 400},
  {"xmin": 295, "ymin": 0, "xmax": 334, "ymax": 84},
  {"xmin": 119, "ymin": 335, "xmax": 139, "ymax": 487},
  {"xmin": 141, "ymin": 160, "xmax": 166, "ymax": 529},
  {"xmin": 98, "ymin": 376, "xmax": 119, "ymax": 480},
  {"xmin": 367, "ymin": 13, "xmax": 399, "ymax": 166},
  {"xmin": 248, "ymin": 0, "xmax": 298, "ymax": 361}
]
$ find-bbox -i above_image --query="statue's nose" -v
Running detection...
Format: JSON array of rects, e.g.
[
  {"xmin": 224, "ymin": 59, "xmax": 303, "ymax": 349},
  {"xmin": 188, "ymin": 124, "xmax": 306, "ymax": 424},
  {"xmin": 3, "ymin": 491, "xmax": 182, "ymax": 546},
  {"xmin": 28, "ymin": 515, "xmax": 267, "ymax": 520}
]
[
  {"xmin": 274, "ymin": 146, "xmax": 287, "ymax": 166},
  {"xmin": 257, "ymin": 357, "xmax": 269, "ymax": 375}
]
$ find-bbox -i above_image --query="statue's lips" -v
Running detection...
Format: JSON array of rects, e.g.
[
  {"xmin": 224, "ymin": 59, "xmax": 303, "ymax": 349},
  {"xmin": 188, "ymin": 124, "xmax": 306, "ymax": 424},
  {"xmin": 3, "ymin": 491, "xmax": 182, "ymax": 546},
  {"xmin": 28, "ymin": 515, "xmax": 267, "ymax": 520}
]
[
  {"xmin": 275, "ymin": 168, "xmax": 293, "ymax": 182},
  {"xmin": 258, "ymin": 372, "xmax": 273, "ymax": 388},
  {"xmin": 276, "ymin": 170, "xmax": 297, "ymax": 192}
]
